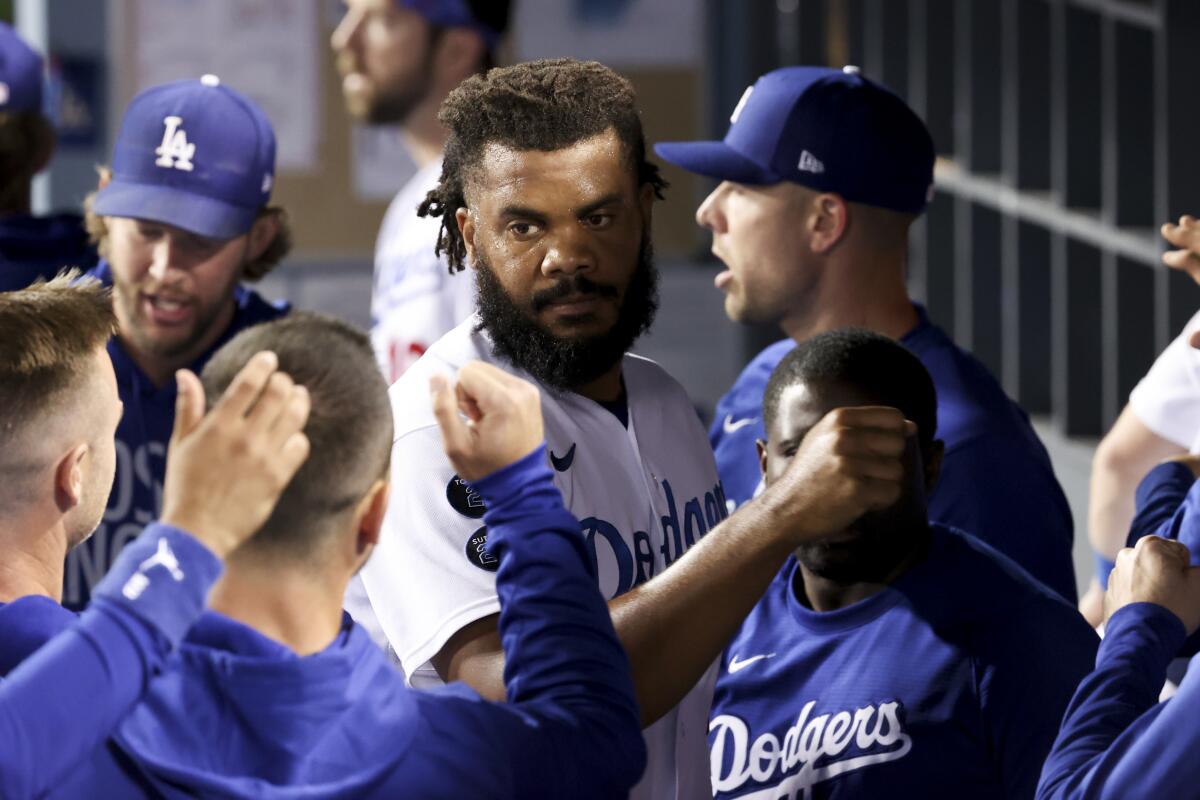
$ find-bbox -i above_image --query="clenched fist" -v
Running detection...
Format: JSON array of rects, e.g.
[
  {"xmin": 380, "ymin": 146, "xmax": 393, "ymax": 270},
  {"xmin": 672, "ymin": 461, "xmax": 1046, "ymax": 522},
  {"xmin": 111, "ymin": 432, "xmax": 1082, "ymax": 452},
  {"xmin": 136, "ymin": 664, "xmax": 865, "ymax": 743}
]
[
  {"xmin": 760, "ymin": 406, "xmax": 916, "ymax": 547},
  {"xmin": 1105, "ymin": 535, "xmax": 1200, "ymax": 635},
  {"xmin": 430, "ymin": 362, "xmax": 544, "ymax": 482}
]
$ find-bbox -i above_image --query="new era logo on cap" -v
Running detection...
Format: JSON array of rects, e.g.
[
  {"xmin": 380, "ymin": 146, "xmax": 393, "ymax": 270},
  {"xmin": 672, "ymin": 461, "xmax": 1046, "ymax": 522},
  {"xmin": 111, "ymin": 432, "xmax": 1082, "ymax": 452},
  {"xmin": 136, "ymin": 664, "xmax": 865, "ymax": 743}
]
[{"xmin": 797, "ymin": 150, "xmax": 825, "ymax": 174}]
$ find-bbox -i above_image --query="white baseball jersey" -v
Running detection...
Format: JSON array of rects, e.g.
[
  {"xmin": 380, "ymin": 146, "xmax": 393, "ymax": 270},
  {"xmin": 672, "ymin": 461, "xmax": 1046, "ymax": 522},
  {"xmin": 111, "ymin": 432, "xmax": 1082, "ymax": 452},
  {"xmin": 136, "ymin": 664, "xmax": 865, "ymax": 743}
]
[
  {"xmin": 370, "ymin": 157, "xmax": 475, "ymax": 383},
  {"xmin": 1130, "ymin": 308, "xmax": 1200, "ymax": 451},
  {"xmin": 360, "ymin": 317, "xmax": 729, "ymax": 800}
]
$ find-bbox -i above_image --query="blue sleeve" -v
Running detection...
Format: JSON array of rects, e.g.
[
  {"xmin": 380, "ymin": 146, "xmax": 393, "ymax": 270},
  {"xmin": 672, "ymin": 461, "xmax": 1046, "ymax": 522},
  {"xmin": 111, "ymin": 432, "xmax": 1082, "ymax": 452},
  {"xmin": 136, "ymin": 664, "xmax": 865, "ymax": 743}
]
[
  {"xmin": 1093, "ymin": 552, "xmax": 1116, "ymax": 590},
  {"xmin": 394, "ymin": 446, "xmax": 645, "ymax": 799},
  {"xmin": 1127, "ymin": 461, "xmax": 1197, "ymax": 548},
  {"xmin": 931, "ymin": 436, "xmax": 1078, "ymax": 603},
  {"xmin": 976, "ymin": 602, "xmax": 1099, "ymax": 798},
  {"xmin": 1036, "ymin": 603, "xmax": 1187, "ymax": 799},
  {"xmin": 0, "ymin": 523, "xmax": 220, "ymax": 800}
]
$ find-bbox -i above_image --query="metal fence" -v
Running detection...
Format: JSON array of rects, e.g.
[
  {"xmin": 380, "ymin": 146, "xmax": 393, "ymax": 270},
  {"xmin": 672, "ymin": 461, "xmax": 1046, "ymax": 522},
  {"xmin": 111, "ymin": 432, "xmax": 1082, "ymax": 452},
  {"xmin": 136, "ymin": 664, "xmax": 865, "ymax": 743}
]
[{"xmin": 707, "ymin": 0, "xmax": 1200, "ymax": 437}]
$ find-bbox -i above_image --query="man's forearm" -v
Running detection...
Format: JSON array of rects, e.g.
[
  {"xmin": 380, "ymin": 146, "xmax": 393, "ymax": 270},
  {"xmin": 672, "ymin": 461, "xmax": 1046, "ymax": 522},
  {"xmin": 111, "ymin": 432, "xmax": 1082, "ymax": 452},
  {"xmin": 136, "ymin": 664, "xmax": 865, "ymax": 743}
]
[
  {"xmin": 445, "ymin": 495, "xmax": 796, "ymax": 728},
  {"xmin": 613, "ymin": 495, "xmax": 795, "ymax": 726}
]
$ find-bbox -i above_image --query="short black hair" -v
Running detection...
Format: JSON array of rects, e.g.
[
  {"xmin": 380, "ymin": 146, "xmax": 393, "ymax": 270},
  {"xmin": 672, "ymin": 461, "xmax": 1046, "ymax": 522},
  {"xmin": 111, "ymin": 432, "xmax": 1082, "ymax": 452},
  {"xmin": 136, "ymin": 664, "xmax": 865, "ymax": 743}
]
[
  {"xmin": 200, "ymin": 312, "xmax": 392, "ymax": 560},
  {"xmin": 418, "ymin": 58, "xmax": 668, "ymax": 274},
  {"xmin": 762, "ymin": 328, "xmax": 938, "ymax": 453}
]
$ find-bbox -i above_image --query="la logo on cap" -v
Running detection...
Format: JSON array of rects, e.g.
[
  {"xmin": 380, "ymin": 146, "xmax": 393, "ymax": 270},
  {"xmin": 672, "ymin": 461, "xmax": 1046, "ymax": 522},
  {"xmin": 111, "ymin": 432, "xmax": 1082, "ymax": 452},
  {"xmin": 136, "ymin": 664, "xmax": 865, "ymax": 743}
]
[{"xmin": 155, "ymin": 115, "xmax": 195, "ymax": 172}]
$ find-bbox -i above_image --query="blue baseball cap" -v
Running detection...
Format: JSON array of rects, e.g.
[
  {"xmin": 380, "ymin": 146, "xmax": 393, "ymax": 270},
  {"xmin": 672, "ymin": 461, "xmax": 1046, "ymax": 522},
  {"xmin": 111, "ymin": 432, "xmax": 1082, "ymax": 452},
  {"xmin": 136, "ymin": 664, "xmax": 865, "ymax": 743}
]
[
  {"xmin": 656, "ymin": 66, "xmax": 935, "ymax": 214},
  {"xmin": 0, "ymin": 22, "xmax": 44, "ymax": 113},
  {"xmin": 398, "ymin": 0, "xmax": 504, "ymax": 49},
  {"xmin": 92, "ymin": 75, "xmax": 276, "ymax": 240}
]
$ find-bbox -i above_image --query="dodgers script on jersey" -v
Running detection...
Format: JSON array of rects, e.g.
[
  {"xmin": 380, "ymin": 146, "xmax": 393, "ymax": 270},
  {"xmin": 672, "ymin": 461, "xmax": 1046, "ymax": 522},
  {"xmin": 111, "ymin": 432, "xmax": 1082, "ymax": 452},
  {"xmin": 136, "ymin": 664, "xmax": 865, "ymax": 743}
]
[
  {"xmin": 710, "ymin": 525, "xmax": 1098, "ymax": 800},
  {"xmin": 370, "ymin": 158, "xmax": 475, "ymax": 383},
  {"xmin": 359, "ymin": 317, "xmax": 727, "ymax": 800}
]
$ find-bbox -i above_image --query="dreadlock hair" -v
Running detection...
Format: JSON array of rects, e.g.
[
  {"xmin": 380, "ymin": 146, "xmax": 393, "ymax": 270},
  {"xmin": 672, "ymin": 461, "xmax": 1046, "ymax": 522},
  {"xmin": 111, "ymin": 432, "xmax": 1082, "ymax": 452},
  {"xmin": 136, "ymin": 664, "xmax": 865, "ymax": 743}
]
[{"xmin": 418, "ymin": 58, "xmax": 669, "ymax": 274}]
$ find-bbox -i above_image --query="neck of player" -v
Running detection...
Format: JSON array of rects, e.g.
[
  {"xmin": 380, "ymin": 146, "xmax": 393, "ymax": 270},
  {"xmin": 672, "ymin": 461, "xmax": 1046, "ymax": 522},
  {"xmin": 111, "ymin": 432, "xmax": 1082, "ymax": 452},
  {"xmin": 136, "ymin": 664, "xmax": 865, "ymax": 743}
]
[
  {"xmin": 207, "ymin": 551, "xmax": 348, "ymax": 656},
  {"xmin": 0, "ymin": 522, "xmax": 69, "ymax": 603},
  {"xmin": 794, "ymin": 522, "xmax": 931, "ymax": 613},
  {"xmin": 402, "ymin": 106, "xmax": 450, "ymax": 170},
  {"xmin": 780, "ymin": 250, "xmax": 919, "ymax": 345},
  {"xmin": 574, "ymin": 362, "xmax": 625, "ymax": 404}
]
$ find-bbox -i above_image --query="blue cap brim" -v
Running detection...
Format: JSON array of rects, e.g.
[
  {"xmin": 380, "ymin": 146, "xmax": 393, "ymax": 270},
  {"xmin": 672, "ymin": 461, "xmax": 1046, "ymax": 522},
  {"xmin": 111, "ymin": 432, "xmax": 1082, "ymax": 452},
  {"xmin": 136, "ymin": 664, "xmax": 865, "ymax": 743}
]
[
  {"xmin": 92, "ymin": 180, "xmax": 257, "ymax": 240},
  {"xmin": 654, "ymin": 140, "xmax": 783, "ymax": 185}
]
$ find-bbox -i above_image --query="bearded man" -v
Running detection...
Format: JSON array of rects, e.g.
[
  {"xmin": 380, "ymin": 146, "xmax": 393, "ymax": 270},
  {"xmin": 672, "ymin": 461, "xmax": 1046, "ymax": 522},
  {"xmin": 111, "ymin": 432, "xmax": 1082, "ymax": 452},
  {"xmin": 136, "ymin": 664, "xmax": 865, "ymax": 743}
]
[{"xmin": 65, "ymin": 75, "xmax": 291, "ymax": 608}]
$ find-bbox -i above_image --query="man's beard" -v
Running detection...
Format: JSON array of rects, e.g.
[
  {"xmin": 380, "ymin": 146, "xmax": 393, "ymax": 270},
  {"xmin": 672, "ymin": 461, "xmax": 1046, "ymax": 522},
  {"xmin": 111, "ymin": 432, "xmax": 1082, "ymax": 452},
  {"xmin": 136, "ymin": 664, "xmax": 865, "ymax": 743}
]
[
  {"xmin": 363, "ymin": 77, "xmax": 431, "ymax": 126},
  {"xmin": 473, "ymin": 237, "xmax": 659, "ymax": 391},
  {"xmin": 113, "ymin": 271, "xmax": 239, "ymax": 362}
]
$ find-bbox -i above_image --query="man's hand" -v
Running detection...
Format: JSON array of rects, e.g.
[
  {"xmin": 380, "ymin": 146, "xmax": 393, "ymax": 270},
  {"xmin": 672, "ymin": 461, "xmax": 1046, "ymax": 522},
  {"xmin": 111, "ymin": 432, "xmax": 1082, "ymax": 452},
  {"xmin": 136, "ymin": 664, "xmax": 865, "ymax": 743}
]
[
  {"xmin": 160, "ymin": 351, "xmax": 311, "ymax": 559},
  {"xmin": 1104, "ymin": 535, "xmax": 1200, "ymax": 634},
  {"xmin": 430, "ymin": 361, "xmax": 544, "ymax": 482},
  {"xmin": 1162, "ymin": 215, "xmax": 1200, "ymax": 285},
  {"xmin": 759, "ymin": 406, "xmax": 915, "ymax": 546}
]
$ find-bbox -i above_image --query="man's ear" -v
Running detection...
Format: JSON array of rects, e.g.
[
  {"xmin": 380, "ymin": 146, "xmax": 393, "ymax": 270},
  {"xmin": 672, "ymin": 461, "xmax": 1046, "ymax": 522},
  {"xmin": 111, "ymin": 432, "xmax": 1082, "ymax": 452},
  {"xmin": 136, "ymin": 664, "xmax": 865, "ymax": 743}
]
[
  {"xmin": 246, "ymin": 210, "xmax": 282, "ymax": 261},
  {"xmin": 923, "ymin": 439, "xmax": 945, "ymax": 495},
  {"xmin": 433, "ymin": 28, "xmax": 486, "ymax": 90},
  {"xmin": 756, "ymin": 438, "xmax": 769, "ymax": 477},
  {"xmin": 54, "ymin": 443, "xmax": 89, "ymax": 513},
  {"xmin": 807, "ymin": 193, "xmax": 849, "ymax": 254},
  {"xmin": 455, "ymin": 207, "xmax": 477, "ymax": 269},
  {"xmin": 353, "ymin": 480, "xmax": 390, "ymax": 571}
]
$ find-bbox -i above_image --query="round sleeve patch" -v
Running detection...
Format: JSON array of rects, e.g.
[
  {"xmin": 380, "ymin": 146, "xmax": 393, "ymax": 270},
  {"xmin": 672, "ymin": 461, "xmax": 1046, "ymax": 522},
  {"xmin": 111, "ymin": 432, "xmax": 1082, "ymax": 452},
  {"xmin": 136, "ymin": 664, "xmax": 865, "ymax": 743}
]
[
  {"xmin": 447, "ymin": 475, "xmax": 487, "ymax": 519},
  {"xmin": 465, "ymin": 526, "xmax": 499, "ymax": 572}
]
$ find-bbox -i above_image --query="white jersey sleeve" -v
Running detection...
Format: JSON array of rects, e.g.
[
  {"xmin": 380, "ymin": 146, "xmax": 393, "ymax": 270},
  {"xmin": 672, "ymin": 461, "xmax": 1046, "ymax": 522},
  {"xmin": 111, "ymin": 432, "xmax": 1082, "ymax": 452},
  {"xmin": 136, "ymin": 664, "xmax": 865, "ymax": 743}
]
[
  {"xmin": 359, "ymin": 326, "xmax": 504, "ymax": 684},
  {"xmin": 371, "ymin": 158, "xmax": 475, "ymax": 384},
  {"xmin": 1129, "ymin": 308, "xmax": 1200, "ymax": 451}
]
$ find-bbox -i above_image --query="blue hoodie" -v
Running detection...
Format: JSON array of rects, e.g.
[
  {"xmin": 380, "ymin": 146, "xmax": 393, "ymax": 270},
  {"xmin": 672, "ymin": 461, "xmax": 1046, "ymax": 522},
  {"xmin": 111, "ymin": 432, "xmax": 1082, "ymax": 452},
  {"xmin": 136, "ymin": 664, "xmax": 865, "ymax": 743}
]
[
  {"xmin": 50, "ymin": 447, "xmax": 646, "ymax": 799},
  {"xmin": 0, "ymin": 524, "xmax": 223, "ymax": 800},
  {"xmin": 0, "ymin": 213, "xmax": 98, "ymax": 292}
]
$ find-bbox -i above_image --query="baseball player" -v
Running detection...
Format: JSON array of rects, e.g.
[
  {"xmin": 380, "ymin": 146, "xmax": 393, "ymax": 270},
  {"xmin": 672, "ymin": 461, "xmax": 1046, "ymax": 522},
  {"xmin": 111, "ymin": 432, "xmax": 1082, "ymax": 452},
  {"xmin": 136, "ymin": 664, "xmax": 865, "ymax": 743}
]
[
  {"xmin": 42, "ymin": 314, "xmax": 647, "ymax": 799},
  {"xmin": 355, "ymin": 58, "xmax": 940, "ymax": 799},
  {"xmin": 63, "ymin": 76, "xmax": 291, "ymax": 609},
  {"xmin": 1082, "ymin": 215, "xmax": 1200, "ymax": 623},
  {"xmin": 0, "ymin": 22, "xmax": 97, "ymax": 292},
  {"xmin": 0, "ymin": 345, "xmax": 312, "ymax": 800},
  {"xmin": 332, "ymin": 0, "xmax": 511, "ymax": 381},
  {"xmin": 709, "ymin": 328, "xmax": 1098, "ymax": 799},
  {"xmin": 655, "ymin": 65, "xmax": 1078, "ymax": 603}
]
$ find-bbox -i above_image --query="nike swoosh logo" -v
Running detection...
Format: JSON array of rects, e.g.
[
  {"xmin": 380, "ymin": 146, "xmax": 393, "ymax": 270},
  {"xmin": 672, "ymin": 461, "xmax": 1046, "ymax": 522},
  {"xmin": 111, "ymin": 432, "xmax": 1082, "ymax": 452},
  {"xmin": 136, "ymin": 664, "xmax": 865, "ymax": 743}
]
[
  {"xmin": 723, "ymin": 414, "xmax": 757, "ymax": 435},
  {"xmin": 728, "ymin": 653, "xmax": 776, "ymax": 674},
  {"xmin": 550, "ymin": 443, "xmax": 576, "ymax": 472}
]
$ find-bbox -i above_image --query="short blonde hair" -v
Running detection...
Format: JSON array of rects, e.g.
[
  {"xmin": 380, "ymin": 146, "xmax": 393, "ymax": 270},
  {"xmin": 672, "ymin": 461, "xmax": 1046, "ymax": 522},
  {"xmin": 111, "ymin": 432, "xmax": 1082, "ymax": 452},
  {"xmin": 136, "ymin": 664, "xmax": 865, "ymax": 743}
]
[
  {"xmin": 83, "ymin": 166, "xmax": 293, "ymax": 282},
  {"xmin": 0, "ymin": 270, "xmax": 116, "ymax": 435}
]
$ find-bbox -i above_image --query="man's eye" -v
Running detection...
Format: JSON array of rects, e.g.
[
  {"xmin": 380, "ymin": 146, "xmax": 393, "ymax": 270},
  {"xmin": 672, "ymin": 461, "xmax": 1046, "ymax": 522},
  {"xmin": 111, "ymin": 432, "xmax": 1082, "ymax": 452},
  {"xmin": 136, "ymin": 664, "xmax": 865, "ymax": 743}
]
[
  {"xmin": 509, "ymin": 222, "xmax": 539, "ymax": 237},
  {"xmin": 584, "ymin": 213, "xmax": 613, "ymax": 228}
]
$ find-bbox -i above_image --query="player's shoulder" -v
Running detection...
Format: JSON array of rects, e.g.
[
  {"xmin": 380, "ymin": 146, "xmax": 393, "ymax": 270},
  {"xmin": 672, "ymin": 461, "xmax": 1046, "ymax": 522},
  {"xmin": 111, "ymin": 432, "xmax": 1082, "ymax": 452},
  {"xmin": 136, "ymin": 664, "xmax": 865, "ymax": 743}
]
[
  {"xmin": 923, "ymin": 526, "xmax": 1089, "ymax": 631},
  {"xmin": 622, "ymin": 351, "xmax": 702, "ymax": 414},
  {"xmin": 388, "ymin": 317, "xmax": 493, "ymax": 439}
]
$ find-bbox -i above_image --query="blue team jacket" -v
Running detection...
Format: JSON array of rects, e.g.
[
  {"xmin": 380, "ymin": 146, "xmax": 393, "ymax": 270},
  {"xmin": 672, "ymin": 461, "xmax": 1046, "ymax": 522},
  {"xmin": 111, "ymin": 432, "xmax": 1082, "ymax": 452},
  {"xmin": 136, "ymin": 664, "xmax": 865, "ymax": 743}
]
[
  {"xmin": 710, "ymin": 304, "xmax": 1078, "ymax": 602},
  {"xmin": 43, "ymin": 449, "xmax": 645, "ymax": 799}
]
